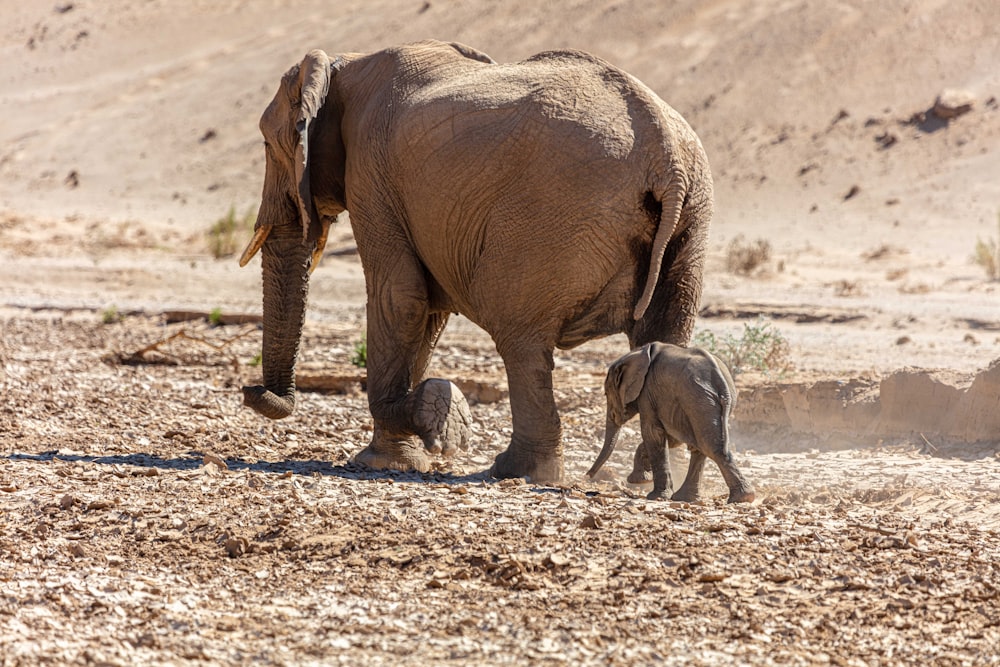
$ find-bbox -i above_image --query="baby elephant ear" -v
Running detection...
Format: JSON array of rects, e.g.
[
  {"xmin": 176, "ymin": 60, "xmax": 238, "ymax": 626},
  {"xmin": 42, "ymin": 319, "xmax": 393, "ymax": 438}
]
[{"xmin": 618, "ymin": 344, "xmax": 653, "ymax": 406}]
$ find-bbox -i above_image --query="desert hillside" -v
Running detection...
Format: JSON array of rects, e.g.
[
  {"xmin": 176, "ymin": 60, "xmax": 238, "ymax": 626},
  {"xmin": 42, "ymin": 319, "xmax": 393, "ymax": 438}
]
[{"xmin": 2, "ymin": 0, "xmax": 998, "ymax": 241}]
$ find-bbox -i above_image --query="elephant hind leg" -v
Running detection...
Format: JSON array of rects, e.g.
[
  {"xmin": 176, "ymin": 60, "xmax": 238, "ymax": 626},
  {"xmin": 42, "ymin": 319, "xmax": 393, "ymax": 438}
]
[
  {"xmin": 699, "ymin": 426, "xmax": 755, "ymax": 504},
  {"xmin": 671, "ymin": 448, "xmax": 707, "ymax": 502},
  {"xmin": 490, "ymin": 343, "xmax": 563, "ymax": 483}
]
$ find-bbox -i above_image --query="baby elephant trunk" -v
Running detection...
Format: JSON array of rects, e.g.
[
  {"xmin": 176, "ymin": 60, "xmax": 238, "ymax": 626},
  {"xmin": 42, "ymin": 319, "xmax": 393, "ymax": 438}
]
[{"xmin": 587, "ymin": 417, "xmax": 622, "ymax": 478}]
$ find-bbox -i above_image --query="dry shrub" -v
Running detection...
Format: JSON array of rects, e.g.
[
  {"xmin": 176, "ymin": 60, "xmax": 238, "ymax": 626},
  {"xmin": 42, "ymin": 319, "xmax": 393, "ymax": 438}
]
[
  {"xmin": 726, "ymin": 235, "xmax": 772, "ymax": 275},
  {"xmin": 973, "ymin": 214, "xmax": 1000, "ymax": 281},
  {"xmin": 833, "ymin": 280, "xmax": 862, "ymax": 297},
  {"xmin": 208, "ymin": 206, "xmax": 256, "ymax": 259}
]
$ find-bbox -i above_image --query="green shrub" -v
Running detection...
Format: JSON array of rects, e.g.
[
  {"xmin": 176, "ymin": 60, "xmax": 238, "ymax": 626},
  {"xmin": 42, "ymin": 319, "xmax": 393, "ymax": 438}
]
[
  {"xmin": 208, "ymin": 206, "xmax": 256, "ymax": 259},
  {"xmin": 100, "ymin": 306, "xmax": 121, "ymax": 325},
  {"xmin": 693, "ymin": 317, "xmax": 792, "ymax": 377},
  {"xmin": 208, "ymin": 307, "xmax": 223, "ymax": 327},
  {"xmin": 350, "ymin": 335, "xmax": 367, "ymax": 368}
]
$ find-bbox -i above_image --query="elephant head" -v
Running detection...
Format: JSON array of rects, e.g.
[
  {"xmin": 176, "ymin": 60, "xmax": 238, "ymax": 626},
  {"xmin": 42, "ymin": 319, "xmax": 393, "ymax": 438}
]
[
  {"xmin": 586, "ymin": 344, "xmax": 652, "ymax": 479},
  {"xmin": 239, "ymin": 50, "xmax": 342, "ymax": 419}
]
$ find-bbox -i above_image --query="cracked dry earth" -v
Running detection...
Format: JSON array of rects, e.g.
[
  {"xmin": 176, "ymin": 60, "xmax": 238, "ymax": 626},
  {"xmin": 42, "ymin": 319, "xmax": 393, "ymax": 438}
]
[{"xmin": 2, "ymin": 313, "xmax": 999, "ymax": 666}]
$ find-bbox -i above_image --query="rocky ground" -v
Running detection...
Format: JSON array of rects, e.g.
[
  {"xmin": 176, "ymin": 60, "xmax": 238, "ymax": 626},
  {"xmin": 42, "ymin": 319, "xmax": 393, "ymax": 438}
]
[{"xmin": 2, "ymin": 310, "xmax": 999, "ymax": 665}]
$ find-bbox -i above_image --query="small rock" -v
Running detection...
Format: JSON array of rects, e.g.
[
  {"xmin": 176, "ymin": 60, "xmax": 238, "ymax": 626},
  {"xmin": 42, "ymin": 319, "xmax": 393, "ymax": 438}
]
[
  {"xmin": 225, "ymin": 536, "xmax": 248, "ymax": 558},
  {"xmin": 579, "ymin": 514, "xmax": 602, "ymax": 529},
  {"xmin": 932, "ymin": 89, "xmax": 975, "ymax": 120},
  {"xmin": 203, "ymin": 453, "xmax": 228, "ymax": 470}
]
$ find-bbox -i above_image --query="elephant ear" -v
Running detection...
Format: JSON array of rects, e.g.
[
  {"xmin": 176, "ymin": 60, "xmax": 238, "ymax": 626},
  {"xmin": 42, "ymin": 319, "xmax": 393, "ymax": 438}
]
[
  {"xmin": 620, "ymin": 344, "xmax": 652, "ymax": 405},
  {"xmin": 293, "ymin": 50, "xmax": 332, "ymax": 248},
  {"xmin": 606, "ymin": 344, "xmax": 652, "ymax": 422}
]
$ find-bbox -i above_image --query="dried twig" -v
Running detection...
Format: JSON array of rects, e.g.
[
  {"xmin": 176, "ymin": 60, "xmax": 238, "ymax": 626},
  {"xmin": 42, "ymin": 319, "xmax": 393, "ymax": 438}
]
[{"xmin": 120, "ymin": 327, "xmax": 257, "ymax": 365}]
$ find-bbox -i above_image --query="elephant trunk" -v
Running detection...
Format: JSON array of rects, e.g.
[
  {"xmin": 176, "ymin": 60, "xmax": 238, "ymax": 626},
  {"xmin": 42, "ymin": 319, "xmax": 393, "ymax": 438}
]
[
  {"xmin": 242, "ymin": 230, "xmax": 311, "ymax": 420},
  {"xmin": 587, "ymin": 416, "xmax": 622, "ymax": 479}
]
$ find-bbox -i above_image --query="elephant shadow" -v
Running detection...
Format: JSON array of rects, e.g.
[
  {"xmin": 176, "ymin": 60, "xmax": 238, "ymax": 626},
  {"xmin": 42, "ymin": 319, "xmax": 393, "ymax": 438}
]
[{"xmin": 7, "ymin": 450, "xmax": 492, "ymax": 485}]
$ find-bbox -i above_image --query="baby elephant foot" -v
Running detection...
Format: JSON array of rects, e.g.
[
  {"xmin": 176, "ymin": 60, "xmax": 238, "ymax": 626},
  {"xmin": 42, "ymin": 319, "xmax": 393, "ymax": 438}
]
[
  {"xmin": 646, "ymin": 488, "xmax": 670, "ymax": 501},
  {"xmin": 726, "ymin": 485, "xmax": 756, "ymax": 504},
  {"xmin": 670, "ymin": 488, "xmax": 700, "ymax": 503},
  {"xmin": 409, "ymin": 379, "xmax": 473, "ymax": 457},
  {"xmin": 627, "ymin": 469, "xmax": 653, "ymax": 485}
]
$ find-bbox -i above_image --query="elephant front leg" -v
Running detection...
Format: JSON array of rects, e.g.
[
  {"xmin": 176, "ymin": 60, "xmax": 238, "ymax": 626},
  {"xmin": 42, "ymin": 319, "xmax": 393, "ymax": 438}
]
[
  {"xmin": 354, "ymin": 294, "xmax": 472, "ymax": 472},
  {"xmin": 639, "ymin": 424, "xmax": 674, "ymax": 500},
  {"xmin": 627, "ymin": 444, "xmax": 652, "ymax": 484},
  {"xmin": 357, "ymin": 378, "xmax": 472, "ymax": 472},
  {"xmin": 627, "ymin": 433, "xmax": 682, "ymax": 484},
  {"xmin": 490, "ymin": 346, "xmax": 563, "ymax": 483}
]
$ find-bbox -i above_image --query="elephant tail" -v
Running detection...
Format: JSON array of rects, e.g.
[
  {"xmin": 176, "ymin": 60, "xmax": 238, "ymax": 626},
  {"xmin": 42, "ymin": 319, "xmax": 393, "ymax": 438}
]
[{"xmin": 633, "ymin": 173, "xmax": 686, "ymax": 321}]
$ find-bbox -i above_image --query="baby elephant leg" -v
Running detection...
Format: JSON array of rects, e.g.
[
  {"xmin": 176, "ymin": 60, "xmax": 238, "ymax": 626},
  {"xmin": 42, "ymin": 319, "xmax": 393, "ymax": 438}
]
[
  {"xmin": 671, "ymin": 447, "xmax": 707, "ymax": 502},
  {"xmin": 627, "ymin": 444, "xmax": 652, "ymax": 484},
  {"xmin": 699, "ymin": 433, "xmax": 754, "ymax": 504},
  {"xmin": 710, "ymin": 447, "xmax": 755, "ymax": 504},
  {"xmin": 645, "ymin": 440, "xmax": 674, "ymax": 501},
  {"xmin": 628, "ymin": 433, "xmax": 682, "ymax": 484}
]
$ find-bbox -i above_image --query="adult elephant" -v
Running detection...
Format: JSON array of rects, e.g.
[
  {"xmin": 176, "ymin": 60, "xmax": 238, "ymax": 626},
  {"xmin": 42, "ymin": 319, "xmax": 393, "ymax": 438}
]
[{"xmin": 239, "ymin": 40, "xmax": 714, "ymax": 484}]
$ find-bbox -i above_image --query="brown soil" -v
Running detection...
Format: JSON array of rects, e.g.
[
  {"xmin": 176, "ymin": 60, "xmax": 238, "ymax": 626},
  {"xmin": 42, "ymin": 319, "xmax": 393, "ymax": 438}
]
[{"xmin": 2, "ymin": 1, "xmax": 1000, "ymax": 664}]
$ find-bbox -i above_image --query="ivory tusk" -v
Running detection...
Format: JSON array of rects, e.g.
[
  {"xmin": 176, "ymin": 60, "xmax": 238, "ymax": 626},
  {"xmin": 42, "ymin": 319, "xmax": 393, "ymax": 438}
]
[
  {"xmin": 238, "ymin": 225, "xmax": 272, "ymax": 267},
  {"xmin": 308, "ymin": 220, "xmax": 332, "ymax": 274}
]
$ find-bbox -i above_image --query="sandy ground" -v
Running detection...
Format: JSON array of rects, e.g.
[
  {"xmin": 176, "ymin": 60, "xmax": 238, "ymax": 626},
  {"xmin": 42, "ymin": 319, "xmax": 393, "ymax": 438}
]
[{"xmin": 2, "ymin": 1, "xmax": 1000, "ymax": 664}]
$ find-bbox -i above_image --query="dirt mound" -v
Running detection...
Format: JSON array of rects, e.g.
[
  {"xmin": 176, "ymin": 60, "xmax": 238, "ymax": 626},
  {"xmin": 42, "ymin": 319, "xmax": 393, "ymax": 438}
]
[{"xmin": 737, "ymin": 358, "xmax": 1000, "ymax": 451}]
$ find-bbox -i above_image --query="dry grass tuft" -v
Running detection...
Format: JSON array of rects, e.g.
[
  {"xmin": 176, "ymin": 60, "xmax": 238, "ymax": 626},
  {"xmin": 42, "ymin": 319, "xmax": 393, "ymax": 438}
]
[
  {"xmin": 726, "ymin": 235, "xmax": 772, "ymax": 275},
  {"xmin": 972, "ymin": 214, "xmax": 1000, "ymax": 281}
]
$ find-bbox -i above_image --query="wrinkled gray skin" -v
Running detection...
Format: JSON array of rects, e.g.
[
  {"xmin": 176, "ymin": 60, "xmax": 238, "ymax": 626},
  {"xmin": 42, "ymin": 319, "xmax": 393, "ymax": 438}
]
[
  {"xmin": 239, "ymin": 40, "xmax": 714, "ymax": 483},
  {"xmin": 588, "ymin": 343, "xmax": 755, "ymax": 503}
]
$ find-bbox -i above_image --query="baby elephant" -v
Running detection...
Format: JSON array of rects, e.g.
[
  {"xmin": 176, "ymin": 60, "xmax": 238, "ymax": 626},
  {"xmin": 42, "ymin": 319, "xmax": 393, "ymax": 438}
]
[{"xmin": 587, "ymin": 342, "xmax": 755, "ymax": 503}]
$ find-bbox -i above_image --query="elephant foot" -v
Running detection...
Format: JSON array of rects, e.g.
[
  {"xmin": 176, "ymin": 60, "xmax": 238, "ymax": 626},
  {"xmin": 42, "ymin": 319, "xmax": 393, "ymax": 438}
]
[
  {"xmin": 355, "ymin": 379, "xmax": 473, "ymax": 474},
  {"xmin": 646, "ymin": 488, "xmax": 669, "ymax": 501},
  {"xmin": 490, "ymin": 440, "xmax": 563, "ymax": 484},
  {"xmin": 726, "ymin": 486, "xmax": 756, "ymax": 504},
  {"xmin": 670, "ymin": 488, "xmax": 700, "ymax": 503},
  {"xmin": 408, "ymin": 379, "xmax": 472, "ymax": 457},
  {"xmin": 353, "ymin": 435, "xmax": 432, "ymax": 473},
  {"xmin": 627, "ymin": 469, "xmax": 653, "ymax": 485}
]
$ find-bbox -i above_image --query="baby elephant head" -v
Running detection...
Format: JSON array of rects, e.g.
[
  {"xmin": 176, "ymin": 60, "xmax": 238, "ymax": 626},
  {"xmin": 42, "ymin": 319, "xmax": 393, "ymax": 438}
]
[{"xmin": 587, "ymin": 344, "xmax": 653, "ymax": 479}]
